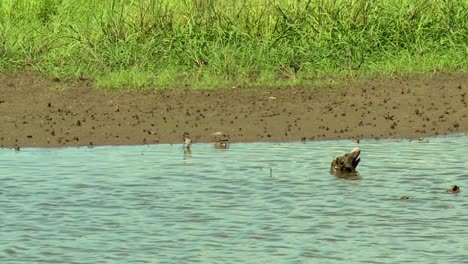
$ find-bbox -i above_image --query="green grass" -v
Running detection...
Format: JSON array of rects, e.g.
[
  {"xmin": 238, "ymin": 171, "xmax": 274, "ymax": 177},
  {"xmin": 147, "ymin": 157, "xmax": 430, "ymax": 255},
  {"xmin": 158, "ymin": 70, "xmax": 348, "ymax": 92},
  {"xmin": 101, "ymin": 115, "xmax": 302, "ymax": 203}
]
[{"xmin": 0, "ymin": 0, "xmax": 467, "ymax": 89}]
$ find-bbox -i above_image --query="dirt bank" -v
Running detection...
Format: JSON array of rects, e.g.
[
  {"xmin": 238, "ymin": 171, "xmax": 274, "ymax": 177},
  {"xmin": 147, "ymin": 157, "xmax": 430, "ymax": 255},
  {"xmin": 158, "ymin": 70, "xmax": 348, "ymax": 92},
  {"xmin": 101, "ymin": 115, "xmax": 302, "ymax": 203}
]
[{"xmin": 0, "ymin": 71, "xmax": 467, "ymax": 148}]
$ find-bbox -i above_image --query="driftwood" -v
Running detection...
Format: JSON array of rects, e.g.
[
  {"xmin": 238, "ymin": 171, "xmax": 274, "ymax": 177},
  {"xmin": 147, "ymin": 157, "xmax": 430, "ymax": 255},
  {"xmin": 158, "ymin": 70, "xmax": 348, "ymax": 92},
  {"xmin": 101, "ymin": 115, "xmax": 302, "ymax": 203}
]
[{"xmin": 330, "ymin": 147, "xmax": 361, "ymax": 176}]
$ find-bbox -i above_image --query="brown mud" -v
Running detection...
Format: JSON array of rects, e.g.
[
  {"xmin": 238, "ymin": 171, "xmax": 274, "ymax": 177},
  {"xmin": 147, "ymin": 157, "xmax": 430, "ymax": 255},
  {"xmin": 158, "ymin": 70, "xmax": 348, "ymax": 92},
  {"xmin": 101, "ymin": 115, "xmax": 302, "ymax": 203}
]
[{"xmin": 0, "ymin": 71, "xmax": 467, "ymax": 148}]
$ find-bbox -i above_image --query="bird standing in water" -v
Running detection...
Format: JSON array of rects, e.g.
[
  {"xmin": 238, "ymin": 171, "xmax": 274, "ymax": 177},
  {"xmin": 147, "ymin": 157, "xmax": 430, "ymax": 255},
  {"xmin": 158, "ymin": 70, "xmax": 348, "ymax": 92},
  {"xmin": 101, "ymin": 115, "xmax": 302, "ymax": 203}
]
[
  {"xmin": 211, "ymin": 131, "xmax": 230, "ymax": 149},
  {"xmin": 183, "ymin": 132, "xmax": 192, "ymax": 154}
]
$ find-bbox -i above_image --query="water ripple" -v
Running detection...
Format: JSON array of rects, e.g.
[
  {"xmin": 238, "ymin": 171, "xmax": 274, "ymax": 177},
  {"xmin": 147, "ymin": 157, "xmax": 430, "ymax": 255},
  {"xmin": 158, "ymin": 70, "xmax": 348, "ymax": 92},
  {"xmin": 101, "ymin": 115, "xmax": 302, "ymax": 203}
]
[{"xmin": 1, "ymin": 136, "xmax": 467, "ymax": 263}]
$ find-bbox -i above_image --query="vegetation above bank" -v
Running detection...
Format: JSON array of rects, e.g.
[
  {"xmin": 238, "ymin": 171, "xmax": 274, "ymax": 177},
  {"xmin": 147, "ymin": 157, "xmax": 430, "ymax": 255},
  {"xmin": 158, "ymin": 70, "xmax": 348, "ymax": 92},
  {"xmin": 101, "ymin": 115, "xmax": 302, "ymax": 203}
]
[{"xmin": 0, "ymin": 0, "xmax": 467, "ymax": 89}]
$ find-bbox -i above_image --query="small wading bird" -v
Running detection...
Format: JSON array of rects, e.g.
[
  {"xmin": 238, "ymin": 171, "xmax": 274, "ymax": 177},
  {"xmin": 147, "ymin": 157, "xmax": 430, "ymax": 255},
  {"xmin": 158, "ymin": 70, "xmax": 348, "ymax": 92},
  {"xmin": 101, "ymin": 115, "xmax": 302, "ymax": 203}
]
[
  {"xmin": 183, "ymin": 132, "xmax": 192, "ymax": 154},
  {"xmin": 211, "ymin": 131, "xmax": 230, "ymax": 149},
  {"xmin": 447, "ymin": 185, "xmax": 460, "ymax": 193}
]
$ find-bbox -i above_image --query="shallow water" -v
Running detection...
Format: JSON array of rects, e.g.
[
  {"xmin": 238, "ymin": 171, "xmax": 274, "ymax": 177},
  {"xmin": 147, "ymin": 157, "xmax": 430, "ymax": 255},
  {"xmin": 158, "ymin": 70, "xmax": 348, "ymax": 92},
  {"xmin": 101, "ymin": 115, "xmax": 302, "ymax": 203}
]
[{"xmin": 1, "ymin": 136, "xmax": 467, "ymax": 263}]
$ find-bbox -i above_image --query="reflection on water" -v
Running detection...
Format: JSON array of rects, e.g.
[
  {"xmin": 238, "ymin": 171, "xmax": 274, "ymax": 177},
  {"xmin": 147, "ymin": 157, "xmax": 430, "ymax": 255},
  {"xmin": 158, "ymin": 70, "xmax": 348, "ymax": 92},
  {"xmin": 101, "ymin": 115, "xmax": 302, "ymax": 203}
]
[{"xmin": 1, "ymin": 135, "xmax": 467, "ymax": 263}]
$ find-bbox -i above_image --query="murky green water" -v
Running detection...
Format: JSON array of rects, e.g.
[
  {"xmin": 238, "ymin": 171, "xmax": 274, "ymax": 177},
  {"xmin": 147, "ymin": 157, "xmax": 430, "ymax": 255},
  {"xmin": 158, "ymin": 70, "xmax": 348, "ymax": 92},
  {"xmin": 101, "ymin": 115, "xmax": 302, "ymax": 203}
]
[{"xmin": 1, "ymin": 136, "xmax": 467, "ymax": 263}]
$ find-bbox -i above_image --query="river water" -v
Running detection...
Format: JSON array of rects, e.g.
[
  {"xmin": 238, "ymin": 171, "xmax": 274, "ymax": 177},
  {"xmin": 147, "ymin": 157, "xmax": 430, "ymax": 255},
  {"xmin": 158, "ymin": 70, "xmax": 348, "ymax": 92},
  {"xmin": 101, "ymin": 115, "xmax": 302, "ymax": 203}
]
[{"xmin": 1, "ymin": 135, "xmax": 467, "ymax": 263}]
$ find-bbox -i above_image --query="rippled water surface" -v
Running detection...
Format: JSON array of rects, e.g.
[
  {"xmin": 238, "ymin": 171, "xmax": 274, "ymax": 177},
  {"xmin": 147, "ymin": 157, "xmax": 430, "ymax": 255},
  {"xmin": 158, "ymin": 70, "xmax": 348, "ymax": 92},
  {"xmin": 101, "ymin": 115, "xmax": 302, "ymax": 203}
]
[{"xmin": 1, "ymin": 136, "xmax": 467, "ymax": 263}]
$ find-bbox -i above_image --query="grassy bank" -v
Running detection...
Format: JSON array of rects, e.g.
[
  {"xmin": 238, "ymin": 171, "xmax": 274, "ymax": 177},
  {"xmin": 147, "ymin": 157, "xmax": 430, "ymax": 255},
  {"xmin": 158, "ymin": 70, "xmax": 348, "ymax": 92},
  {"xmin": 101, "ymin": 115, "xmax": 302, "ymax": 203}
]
[{"xmin": 0, "ymin": 0, "xmax": 466, "ymax": 89}]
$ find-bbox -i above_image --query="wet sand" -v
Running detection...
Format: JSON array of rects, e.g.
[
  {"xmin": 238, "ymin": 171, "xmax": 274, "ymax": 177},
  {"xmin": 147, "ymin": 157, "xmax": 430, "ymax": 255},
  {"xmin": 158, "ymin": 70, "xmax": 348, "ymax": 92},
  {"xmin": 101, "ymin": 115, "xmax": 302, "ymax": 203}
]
[{"xmin": 0, "ymin": 71, "xmax": 467, "ymax": 148}]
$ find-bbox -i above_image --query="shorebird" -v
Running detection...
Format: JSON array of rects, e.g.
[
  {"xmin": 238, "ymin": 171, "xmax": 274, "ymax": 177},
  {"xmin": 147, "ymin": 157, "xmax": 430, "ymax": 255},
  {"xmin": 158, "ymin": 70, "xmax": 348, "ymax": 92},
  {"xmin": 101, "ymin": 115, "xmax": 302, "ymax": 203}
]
[
  {"xmin": 183, "ymin": 132, "xmax": 192, "ymax": 151},
  {"xmin": 211, "ymin": 131, "xmax": 230, "ymax": 149}
]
